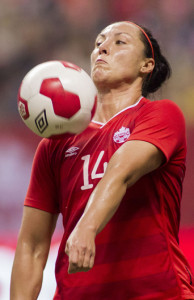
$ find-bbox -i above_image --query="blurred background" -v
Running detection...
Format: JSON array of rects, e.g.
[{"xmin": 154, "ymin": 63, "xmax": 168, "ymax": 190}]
[{"xmin": 0, "ymin": 0, "xmax": 194, "ymax": 299}]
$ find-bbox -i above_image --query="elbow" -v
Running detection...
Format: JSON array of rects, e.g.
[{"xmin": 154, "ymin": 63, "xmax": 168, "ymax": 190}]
[
  {"xmin": 124, "ymin": 172, "xmax": 139, "ymax": 188},
  {"xmin": 18, "ymin": 239, "xmax": 50, "ymax": 270}
]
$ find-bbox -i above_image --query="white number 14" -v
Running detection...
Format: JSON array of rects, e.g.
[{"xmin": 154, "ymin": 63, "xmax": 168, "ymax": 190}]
[{"xmin": 81, "ymin": 151, "xmax": 107, "ymax": 190}]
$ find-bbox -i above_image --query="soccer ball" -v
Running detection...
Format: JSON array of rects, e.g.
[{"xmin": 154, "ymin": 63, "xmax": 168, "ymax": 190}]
[{"xmin": 17, "ymin": 61, "xmax": 97, "ymax": 138}]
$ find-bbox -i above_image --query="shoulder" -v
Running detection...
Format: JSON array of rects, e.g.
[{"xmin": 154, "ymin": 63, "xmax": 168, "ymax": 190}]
[
  {"xmin": 34, "ymin": 134, "xmax": 71, "ymax": 163},
  {"xmin": 134, "ymin": 98, "xmax": 186, "ymax": 142},
  {"xmin": 35, "ymin": 138, "xmax": 50, "ymax": 155},
  {"xmin": 144, "ymin": 98, "xmax": 183, "ymax": 113},
  {"xmin": 151, "ymin": 99, "xmax": 183, "ymax": 112},
  {"xmin": 142, "ymin": 98, "xmax": 180, "ymax": 110},
  {"xmin": 140, "ymin": 98, "xmax": 185, "ymax": 123}
]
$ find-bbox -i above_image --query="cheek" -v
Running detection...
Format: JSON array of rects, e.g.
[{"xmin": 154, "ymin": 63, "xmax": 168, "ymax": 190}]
[
  {"xmin": 116, "ymin": 50, "xmax": 142, "ymax": 69},
  {"xmin": 113, "ymin": 52, "xmax": 132, "ymax": 72},
  {"xmin": 90, "ymin": 50, "xmax": 97, "ymax": 66}
]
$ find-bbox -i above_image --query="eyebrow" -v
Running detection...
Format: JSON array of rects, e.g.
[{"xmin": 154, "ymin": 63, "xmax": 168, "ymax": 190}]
[{"xmin": 97, "ymin": 32, "xmax": 133, "ymax": 39}]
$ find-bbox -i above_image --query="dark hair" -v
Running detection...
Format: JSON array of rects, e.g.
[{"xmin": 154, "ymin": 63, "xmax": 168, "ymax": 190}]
[{"xmin": 139, "ymin": 25, "xmax": 171, "ymax": 97}]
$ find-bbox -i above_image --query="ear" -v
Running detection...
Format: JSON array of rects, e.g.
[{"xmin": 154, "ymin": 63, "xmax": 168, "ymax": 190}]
[{"xmin": 140, "ymin": 58, "xmax": 155, "ymax": 75}]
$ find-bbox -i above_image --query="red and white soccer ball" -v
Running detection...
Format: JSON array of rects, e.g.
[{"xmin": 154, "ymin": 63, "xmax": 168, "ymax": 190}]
[{"xmin": 17, "ymin": 61, "xmax": 97, "ymax": 138}]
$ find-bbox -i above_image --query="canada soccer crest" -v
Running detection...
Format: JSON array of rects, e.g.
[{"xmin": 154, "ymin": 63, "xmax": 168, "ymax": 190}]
[{"xmin": 113, "ymin": 127, "xmax": 130, "ymax": 143}]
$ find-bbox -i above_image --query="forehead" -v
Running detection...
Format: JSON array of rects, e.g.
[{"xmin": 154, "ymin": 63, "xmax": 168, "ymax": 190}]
[{"xmin": 99, "ymin": 22, "xmax": 141, "ymax": 40}]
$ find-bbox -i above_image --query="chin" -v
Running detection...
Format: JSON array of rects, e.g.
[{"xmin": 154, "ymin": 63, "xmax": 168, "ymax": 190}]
[
  {"xmin": 93, "ymin": 75, "xmax": 106, "ymax": 82},
  {"xmin": 93, "ymin": 77, "xmax": 108, "ymax": 90},
  {"xmin": 92, "ymin": 66, "xmax": 108, "ymax": 79}
]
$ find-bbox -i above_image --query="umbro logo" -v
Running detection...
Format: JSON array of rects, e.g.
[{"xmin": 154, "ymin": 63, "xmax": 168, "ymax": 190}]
[{"xmin": 65, "ymin": 146, "xmax": 79, "ymax": 157}]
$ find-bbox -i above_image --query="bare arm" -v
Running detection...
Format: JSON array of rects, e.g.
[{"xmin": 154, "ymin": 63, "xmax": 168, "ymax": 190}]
[
  {"xmin": 65, "ymin": 140, "xmax": 164, "ymax": 273},
  {"xmin": 10, "ymin": 206, "xmax": 58, "ymax": 300}
]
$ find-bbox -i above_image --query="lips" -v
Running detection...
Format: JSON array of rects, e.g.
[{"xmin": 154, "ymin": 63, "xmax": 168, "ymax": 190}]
[{"xmin": 95, "ymin": 59, "xmax": 107, "ymax": 64}]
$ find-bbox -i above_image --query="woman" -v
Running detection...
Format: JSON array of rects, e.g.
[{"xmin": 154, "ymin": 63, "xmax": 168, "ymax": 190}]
[{"xmin": 11, "ymin": 21, "xmax": 194, "ymax": 299}]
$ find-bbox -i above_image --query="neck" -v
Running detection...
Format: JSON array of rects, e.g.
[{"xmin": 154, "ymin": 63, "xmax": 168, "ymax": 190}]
[{"xmin": 93, "ymin": 83, "xmax": 143, "ymax": 123}]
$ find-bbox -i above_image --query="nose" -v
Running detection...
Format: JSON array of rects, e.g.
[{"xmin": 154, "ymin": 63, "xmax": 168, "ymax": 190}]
[
  {"xmin": 98, "ymin": 41, "xmax": 109, "ymax": 55},
  {"xmin": 99, "ymin": 47, "xmax": 107, "ymax": 55}
]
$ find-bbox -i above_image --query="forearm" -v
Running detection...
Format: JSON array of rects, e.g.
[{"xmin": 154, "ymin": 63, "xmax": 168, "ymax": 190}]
[
  {"xmin": 10, "ymin": 241, "xmax": 48, "ymax": 300},
  {"xmin": 76, "ymin": 140, "xmax": 163, "ymax": 235},
  {"xmin": 65, "ymin": 140, "xmax": 164, "ymax": 273},
  {"xmin": 77, "ymin": 169, "xmax": 128, "ymax": 235},
  {"xmin": 65, "ymin": 170, "xmax": 128, "ymax": 274}
]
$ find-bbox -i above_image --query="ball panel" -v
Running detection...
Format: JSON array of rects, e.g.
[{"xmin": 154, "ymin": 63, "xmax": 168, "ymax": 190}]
[
  {"xmin": 19, "ymin": 61, "xmax": 72, "ymax": 100},
  {"xmin": 23, "ymin": 94, "xmax": 54, "ymax": 137},
  {"xmin": 40, "ymin": 78, "xmax": 81, "ymax": 119},
  {"xmin": 24, "ymin": 93, "xmax": 84, "ymax": 138},
  {"xmin": 17, "ymin": 92, "xmax": 30, "ymax": 120},
  {"xmin": 75, "ymin": 70, "xmax": 97, "ymax": 110},
  {"xmin": 60, "ymin": 61, "xmax": 82, "ymax": 72},
  {"xmin": 67, "ymin": 108, "xmax": 92, "ymax": 134}
]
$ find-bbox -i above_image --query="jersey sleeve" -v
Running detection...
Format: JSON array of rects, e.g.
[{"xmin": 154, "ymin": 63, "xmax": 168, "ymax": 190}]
[
  {"xmin": 128, "ymin": 100, "xmax": 186, "ymax": 162},
  {"xmin": 24, "ymin": 138, "xmax": 60, "ymax": 214}
]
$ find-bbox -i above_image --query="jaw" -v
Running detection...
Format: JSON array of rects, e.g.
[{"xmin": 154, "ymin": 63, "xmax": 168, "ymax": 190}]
[{"xmin": 91, "ymin": 67, "xmax": 110, "ymax": 90}]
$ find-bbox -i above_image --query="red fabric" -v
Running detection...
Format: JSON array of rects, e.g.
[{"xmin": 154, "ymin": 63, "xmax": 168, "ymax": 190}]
[
  {"xmin": 25, "ymin": 138, "xmax": 60, "ymax": 214},
  {"xmin": 25, "ymin": 97, "xmax": 194, "ymax": 299}
]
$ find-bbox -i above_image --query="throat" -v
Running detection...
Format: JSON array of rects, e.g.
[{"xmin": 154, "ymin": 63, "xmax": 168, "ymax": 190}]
[{"xmin": 93, "ymin": 93, "xmax": 143, "ymax": 123}]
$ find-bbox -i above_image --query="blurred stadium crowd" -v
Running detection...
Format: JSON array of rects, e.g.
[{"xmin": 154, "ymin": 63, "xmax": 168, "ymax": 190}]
[
  {"xmin": 0, "ymin": 0, "xmax": 194, "ymax": 237},
  {"xmin": 0, "ymin": 0, "xmax": 194, "ymax": 121},
  {"xmin": 1, "ymin": 0, "xmax": 194, "ymax": 242},
  {"xmin": 0, "ymin": 1, "xmax": 194, "ymax": 298}
]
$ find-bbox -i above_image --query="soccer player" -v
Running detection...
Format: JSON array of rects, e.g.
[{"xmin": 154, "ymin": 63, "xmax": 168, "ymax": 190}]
[{"xmin": 11, "ymin": 21, "xmax": 194, "ymax": 299}]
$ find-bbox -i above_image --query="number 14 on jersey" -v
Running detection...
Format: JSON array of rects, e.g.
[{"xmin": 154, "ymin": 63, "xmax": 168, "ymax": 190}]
[{"xmin": 81, "ymin": 151, "xmax": 108, "ymax": 190}]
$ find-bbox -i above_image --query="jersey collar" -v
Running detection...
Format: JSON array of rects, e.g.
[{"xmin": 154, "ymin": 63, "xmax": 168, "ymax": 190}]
[{"xmin": 92, "ymin": 96, "xmax": 144, "ymax": 127}]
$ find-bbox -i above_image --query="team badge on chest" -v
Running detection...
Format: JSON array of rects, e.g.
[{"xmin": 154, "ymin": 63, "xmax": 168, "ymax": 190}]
[{"xmin": 113, "ymin": 126, "xmax": 130, "ymax": 143}]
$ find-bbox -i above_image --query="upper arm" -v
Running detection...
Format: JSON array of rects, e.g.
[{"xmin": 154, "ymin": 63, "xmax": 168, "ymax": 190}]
[
  {"xmin": 17, "ymin": 206, "xmax": 58, "ymax": 252},
  {"xmin": 11, "ymin": 207, "xmax": 59, "ymax": 299},
  {"xmin": 106, "ymin": 140, "xmax": 164, "ymax": 187}
]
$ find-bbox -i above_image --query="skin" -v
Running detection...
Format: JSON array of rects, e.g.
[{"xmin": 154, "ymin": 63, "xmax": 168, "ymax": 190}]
[
  {"xmin": 10, "ymin": 208, "xmax": 58, "ymax": 300},
  {"xmin": 65, "ymin": 22, "xmax": 163, "ymax": 274},
  {"xmin": 65, "ymin": 141, "xmax": 163, "ymax": 273},
  {"xmin": 10, "ymin": 22, "xmax": 163, "ymax": 298},
  {"xmin": 91, "ymin": 21, "xmax": 154, "ymax": 123}
]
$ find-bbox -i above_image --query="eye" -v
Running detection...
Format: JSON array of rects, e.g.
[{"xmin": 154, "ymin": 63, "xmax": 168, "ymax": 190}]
[
  {"xmin": 116, "ymin": 40, "xmax": 126, "ymax": 45},
  {"xmin": 96, "ymin": 41, "xmax": 103, "ymax": 47}
]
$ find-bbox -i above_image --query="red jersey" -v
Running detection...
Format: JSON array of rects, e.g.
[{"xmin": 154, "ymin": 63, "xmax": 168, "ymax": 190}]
[{"xmin": 25, "ymin": 97, "xmax": 194, "ymax": 300}]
